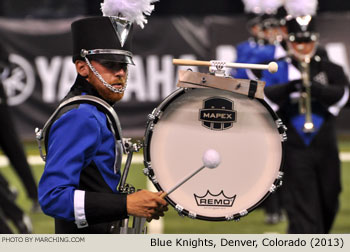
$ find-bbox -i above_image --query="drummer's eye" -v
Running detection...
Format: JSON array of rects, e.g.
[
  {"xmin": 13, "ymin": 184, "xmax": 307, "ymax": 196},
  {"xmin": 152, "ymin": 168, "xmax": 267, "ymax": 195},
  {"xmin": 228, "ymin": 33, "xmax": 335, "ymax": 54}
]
[
  {"xmin": 101, "ymin": 62, "xmax": 114, "ymax": 68},
  {"xmin": 101, "ymin": 61, "xmax": 118, "ymax": 69},
  {"xmin": 98, "ymin": 61, "xmax": 127, "ymax": 72}
]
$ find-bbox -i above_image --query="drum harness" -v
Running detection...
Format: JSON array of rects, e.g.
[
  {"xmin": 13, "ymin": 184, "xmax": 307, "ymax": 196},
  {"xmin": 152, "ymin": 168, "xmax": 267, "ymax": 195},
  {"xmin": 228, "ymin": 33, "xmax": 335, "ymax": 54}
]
[{"xmin": 35, "ymin": 95, "xmax": 146, "ymax": 234}]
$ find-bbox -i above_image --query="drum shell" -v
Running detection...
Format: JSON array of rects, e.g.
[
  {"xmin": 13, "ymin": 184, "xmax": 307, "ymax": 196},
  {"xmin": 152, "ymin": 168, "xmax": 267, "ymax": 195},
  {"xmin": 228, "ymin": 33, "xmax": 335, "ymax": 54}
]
[{"xmin": 144, "ymin": 88, "xmax": 285, "ymax": 221}]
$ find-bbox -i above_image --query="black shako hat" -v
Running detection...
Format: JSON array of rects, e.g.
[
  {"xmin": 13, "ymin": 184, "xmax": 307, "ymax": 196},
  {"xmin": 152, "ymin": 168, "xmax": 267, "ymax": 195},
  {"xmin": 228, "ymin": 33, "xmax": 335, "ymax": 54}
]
[
  {"xmin": 71, "ymin": 16, "xmax": 134, "ymax": 65},
  {"xmin": 286, "ymin": 15, "xmax": 318, "ymax": 43},
  {"xmin": 261, "ymin": 6, "xmax": 288, "ymax": 30}
]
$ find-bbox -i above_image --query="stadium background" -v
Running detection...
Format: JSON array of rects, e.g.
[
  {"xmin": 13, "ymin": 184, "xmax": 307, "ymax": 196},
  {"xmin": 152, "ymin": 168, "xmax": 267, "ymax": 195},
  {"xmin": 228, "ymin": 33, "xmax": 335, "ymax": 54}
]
[{"xmin": 0, "ymin": 0, "xmax": 349, "ymax": 233}]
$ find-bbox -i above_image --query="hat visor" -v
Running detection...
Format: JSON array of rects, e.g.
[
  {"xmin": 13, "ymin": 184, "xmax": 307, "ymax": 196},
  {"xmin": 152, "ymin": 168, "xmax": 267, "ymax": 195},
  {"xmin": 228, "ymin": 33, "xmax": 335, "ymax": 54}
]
[{"xmin": 88, "ymin": 54, "xmax": 134, "ymax": 65}]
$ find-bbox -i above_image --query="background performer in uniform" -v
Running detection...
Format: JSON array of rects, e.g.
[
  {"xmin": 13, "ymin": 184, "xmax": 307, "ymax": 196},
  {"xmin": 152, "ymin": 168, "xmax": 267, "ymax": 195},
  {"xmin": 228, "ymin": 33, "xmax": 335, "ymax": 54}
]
[{"xmin": 262, "ymin": 0, "xmax": 349, "ymax": 233}]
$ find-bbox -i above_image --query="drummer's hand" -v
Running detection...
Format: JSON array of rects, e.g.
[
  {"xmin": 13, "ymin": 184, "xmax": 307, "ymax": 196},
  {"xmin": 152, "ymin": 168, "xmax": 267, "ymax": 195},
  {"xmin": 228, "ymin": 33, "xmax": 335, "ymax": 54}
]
[{"xmin": 126, "ymin": 190, "xmax": 168, "ymax": 220}]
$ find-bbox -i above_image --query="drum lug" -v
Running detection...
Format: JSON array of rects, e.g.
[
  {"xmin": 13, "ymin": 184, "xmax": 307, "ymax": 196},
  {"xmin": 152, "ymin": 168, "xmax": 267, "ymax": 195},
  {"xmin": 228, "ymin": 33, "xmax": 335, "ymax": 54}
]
[
  {"xmin": 239, "ymin": 210, "xmax": 248, "ymax": 217},
  {"xmin": 149, "ymin": 122, "xmax": 155, "ymax": 131},
  {"xmin": 225, "ymin": 215, "xmax": 241, "ymax": 221},
  {"xmin": 150, "ymin": 175, "xmax": 158, "ymax": 184},
  {"xmin": 188, "ymin": 212, "xmax": 197, "ymax": 219},
  {"xmin": 147, "ymin": 113, "xmax": 156, "ymax": 121},
  {"xmin": 280, "ymin": 132, "xmax": 288, "ymax": 142},
  {"xmin": 175, "ymin": 204, "xmax": 184, "ymax": 216},
  {"xmin": 276, "ymin": 119, "xmax": 288, "ymax": 142},
  {"xmin": 276, "ymin": 171, "xmax": 284, "ymax": 188},
  {"xmin": 143, "ymin": 168, "xmax": 150, "ymax": 176},
  {"xmin": 278, "ymin": 171, "xmax": 284, "ymax": 180},
  {"xmin": 148, "ymin": 109, "xmax": 163, "ymax": 122},
  {"xmin": 269, "ymin": 184, "xmax": 277, "ymax": 193},
  {"xmin": 143, "ymin": 162, "xmax": 153, "ymax": 176}
]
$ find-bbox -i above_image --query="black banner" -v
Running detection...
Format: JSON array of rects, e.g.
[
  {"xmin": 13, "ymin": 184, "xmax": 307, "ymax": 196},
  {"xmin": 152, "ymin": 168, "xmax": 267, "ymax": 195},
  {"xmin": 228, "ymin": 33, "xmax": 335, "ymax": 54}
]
[{"xmin": 0, "ymin": 14, "xmax": 349, "ymax": 140}]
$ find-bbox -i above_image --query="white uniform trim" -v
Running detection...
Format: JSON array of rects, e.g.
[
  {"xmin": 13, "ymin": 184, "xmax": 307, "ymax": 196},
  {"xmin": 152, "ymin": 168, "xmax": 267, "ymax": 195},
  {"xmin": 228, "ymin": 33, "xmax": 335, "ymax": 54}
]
[
  {"xmin": 274, "ymin": 44, "xmax": 287, "ymax": 60},
  {"xmin": 328, "ymin": 86, "xmax": 349, "ymax": 116},
  {"xmin": 74, "ymin": 190, "xmax": 88, "ymax": 228},
  {"xmin": 288, "ymin": 62, "xmax": 302, "ymax": 81}
]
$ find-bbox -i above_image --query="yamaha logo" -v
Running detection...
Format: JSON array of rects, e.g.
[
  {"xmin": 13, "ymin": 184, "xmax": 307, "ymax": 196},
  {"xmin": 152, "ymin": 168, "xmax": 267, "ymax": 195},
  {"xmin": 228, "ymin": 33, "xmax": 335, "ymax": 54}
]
[
  {"xmin": 194, "ymin": 190, "xmax": 236, "ymax": 207},
  {"xmin": 3, "ymin": 54, "xmax": 35, "ymax": 106},
  {"xmin": 199, "ymin": 97, "xmax": 236, "ymax": 130}
]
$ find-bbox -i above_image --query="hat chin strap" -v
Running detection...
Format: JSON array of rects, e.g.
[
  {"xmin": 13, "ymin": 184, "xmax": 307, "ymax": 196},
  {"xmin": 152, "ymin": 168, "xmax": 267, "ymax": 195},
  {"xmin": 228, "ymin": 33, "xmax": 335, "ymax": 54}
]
[{"xmin": 84, "ymin": 56, "xmax": 127, "ymax": 94}]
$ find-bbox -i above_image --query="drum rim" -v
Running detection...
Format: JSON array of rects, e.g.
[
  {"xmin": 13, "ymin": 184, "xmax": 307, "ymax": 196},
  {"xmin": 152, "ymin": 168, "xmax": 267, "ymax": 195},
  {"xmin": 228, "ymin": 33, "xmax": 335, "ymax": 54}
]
[{"xmin": 143, "ymin": 88, "xmax": 286, "ymax": 221}]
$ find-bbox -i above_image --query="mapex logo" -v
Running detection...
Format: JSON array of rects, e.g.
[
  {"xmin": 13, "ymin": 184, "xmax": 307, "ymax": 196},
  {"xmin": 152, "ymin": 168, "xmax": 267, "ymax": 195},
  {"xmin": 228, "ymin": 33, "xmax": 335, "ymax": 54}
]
[
  {"xmin": 194, "ymin": 190, "xmax": 236, "ymax": 207},
  {"xmin": 199, "ymin": 97, "xmax": 236, "ymax": 130}
]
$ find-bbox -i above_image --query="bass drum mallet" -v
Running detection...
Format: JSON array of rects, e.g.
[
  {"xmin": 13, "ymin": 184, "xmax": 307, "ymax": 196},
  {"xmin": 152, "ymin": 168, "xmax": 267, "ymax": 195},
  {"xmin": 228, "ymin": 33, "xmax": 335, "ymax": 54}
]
[{"xmin": 160, "ymin": 149, "xmax": 221, "ymax": 198}]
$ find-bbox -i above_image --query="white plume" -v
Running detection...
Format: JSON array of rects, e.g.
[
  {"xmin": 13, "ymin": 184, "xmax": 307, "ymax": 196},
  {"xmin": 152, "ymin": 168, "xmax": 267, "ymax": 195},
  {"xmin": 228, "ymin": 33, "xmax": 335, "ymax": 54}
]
[
  {"xmin": 242, "ymin": 0, "xmax": 262, "ymax": 14},
  {"xmin": 101, "ymin": 0, "xmax": 159, "ymax": 28},
  {"xmin": 260, "ymin": 0, "xmax": 284, "ymax": 14},
  {"xmin": 285, "ymin": 0, "xmax": 318, "ymax": 17}
]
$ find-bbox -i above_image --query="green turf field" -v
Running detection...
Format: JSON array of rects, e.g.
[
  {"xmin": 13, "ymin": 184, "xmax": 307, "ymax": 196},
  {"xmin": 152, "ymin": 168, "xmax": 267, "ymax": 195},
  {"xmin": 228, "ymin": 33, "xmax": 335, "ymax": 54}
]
[{"xmin": 0, "ymin": 140, "xmax": 349, "ymax": 234}]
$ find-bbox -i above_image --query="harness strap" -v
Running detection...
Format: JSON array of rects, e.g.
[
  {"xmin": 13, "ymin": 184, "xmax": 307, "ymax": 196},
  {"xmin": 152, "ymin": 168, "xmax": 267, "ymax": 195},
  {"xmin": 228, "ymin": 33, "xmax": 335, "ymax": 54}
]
[{"xmin": 35, "ymin": 95, "xmax": 124, "ymax": 172}]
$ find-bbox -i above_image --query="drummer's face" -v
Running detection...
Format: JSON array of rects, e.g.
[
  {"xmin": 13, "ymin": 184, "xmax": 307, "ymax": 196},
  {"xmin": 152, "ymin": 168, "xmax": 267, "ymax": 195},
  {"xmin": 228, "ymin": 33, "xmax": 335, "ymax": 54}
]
[
  {"xmin": 76, "ymin": 59, "xmax": 128, "ymax": 103},
  {"xmin": 291, "ymin": 41, "xmax": 316, "ymax": 56}
]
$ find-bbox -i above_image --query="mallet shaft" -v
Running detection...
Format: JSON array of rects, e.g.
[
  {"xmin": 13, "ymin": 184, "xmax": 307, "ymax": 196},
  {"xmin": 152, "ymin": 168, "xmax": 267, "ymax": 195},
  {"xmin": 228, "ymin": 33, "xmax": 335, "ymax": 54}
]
[{"xmin": 160, "ymin": 165, "xmax": 206, "ymax": 198}]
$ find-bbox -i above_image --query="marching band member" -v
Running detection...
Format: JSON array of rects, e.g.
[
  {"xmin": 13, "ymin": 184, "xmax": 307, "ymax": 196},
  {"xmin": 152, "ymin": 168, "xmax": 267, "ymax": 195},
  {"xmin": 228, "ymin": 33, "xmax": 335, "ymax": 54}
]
[
  {"xmin": 262, "ymin": 0, "xmax": 349, "ymax": 233},
  {"xmin": 232, "ymin": 0, "xmax": 265, "ymax": 79},
  {"xmin": 232, "ymin": 0, "xmax": 287, "ymax": 81},
  {"xmin": 38, "ymin": 0, "xmax": 168, "ymax": 234},
  {"xmin": 234, "ymin": 0, "xmax": 288, "ymax": 225}
]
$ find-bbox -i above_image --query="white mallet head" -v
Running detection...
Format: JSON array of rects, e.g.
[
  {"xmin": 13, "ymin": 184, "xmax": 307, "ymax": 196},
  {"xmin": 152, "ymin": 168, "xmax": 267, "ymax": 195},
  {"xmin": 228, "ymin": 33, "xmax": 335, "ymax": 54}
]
[
  {"xmin": 268, "ymin": 62, "xmax": 278, "ymax": 73},
  {"xmin": 202, "ymin": 149, "xmax": 221, "ymax": 169}
]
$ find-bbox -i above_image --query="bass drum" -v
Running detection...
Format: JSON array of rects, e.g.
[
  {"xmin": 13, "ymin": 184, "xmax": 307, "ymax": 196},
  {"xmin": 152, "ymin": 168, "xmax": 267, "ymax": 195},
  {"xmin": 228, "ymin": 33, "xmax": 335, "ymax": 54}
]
[{"xmin": 143, "ymin": 88, "xmax": 286, "ymax": 221}]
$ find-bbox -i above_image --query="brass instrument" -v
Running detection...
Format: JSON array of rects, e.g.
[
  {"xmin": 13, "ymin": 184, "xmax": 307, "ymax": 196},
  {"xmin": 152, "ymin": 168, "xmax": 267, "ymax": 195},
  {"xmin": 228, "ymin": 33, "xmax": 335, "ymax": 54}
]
[{"xmin": 299, "ymin": 56, "xmax": 315, "ymax": 133}]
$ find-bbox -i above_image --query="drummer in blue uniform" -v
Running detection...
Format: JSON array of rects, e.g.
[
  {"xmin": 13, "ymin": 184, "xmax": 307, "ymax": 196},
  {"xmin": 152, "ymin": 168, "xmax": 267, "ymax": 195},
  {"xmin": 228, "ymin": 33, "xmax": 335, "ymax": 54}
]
[
  {"xmin": 233, "ymin": 0, "xmax": 288, "ymax": 81},
  {"xmin": 38, "ymin": 0, "xmax": 168, "ymax": 234},
  {"xmin": 232, "ymin": 0, "xmax": 265, "ymax": 79}
]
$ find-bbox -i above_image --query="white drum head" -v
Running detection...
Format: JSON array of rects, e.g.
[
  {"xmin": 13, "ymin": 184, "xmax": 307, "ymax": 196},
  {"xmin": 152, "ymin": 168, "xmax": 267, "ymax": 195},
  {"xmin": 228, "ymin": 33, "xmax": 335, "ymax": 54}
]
[{"xmin": 144, "ymin": 88, "xmax": 285, "ymax": 221}]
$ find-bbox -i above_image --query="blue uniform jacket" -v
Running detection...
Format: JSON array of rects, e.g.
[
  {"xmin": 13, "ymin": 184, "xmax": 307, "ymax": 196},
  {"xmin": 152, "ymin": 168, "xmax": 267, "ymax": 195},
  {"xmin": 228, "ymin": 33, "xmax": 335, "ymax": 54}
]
[{"xmin": 38, "ymin": 75, "xmax": 127, "ymax": 233}]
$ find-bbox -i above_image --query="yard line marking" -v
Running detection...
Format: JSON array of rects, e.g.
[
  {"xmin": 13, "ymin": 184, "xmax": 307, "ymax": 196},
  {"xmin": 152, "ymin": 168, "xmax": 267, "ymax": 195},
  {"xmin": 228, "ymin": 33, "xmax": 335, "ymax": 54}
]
[{"xmin": 340, "ymin": 152, "xmax": 350, "ymax": 162}]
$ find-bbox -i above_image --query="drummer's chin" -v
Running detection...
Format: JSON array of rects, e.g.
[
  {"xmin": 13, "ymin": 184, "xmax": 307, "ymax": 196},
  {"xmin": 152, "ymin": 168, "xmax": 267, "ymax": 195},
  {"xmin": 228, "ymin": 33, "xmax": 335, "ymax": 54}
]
[
  {"xmin": 98, "ymin": 88, "xmax": 124, "ymax": 103},
  {"xmin": 107, "ymin": 92, "xmax": 124, "ymax": 103}
]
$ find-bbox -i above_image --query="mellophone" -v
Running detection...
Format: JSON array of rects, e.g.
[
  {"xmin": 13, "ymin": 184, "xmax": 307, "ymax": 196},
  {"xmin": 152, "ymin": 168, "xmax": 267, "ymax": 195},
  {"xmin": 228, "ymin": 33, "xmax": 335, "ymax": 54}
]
[{"xmin": 119, "ymin": 59, "xmax": 286, "ymax": 233}]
